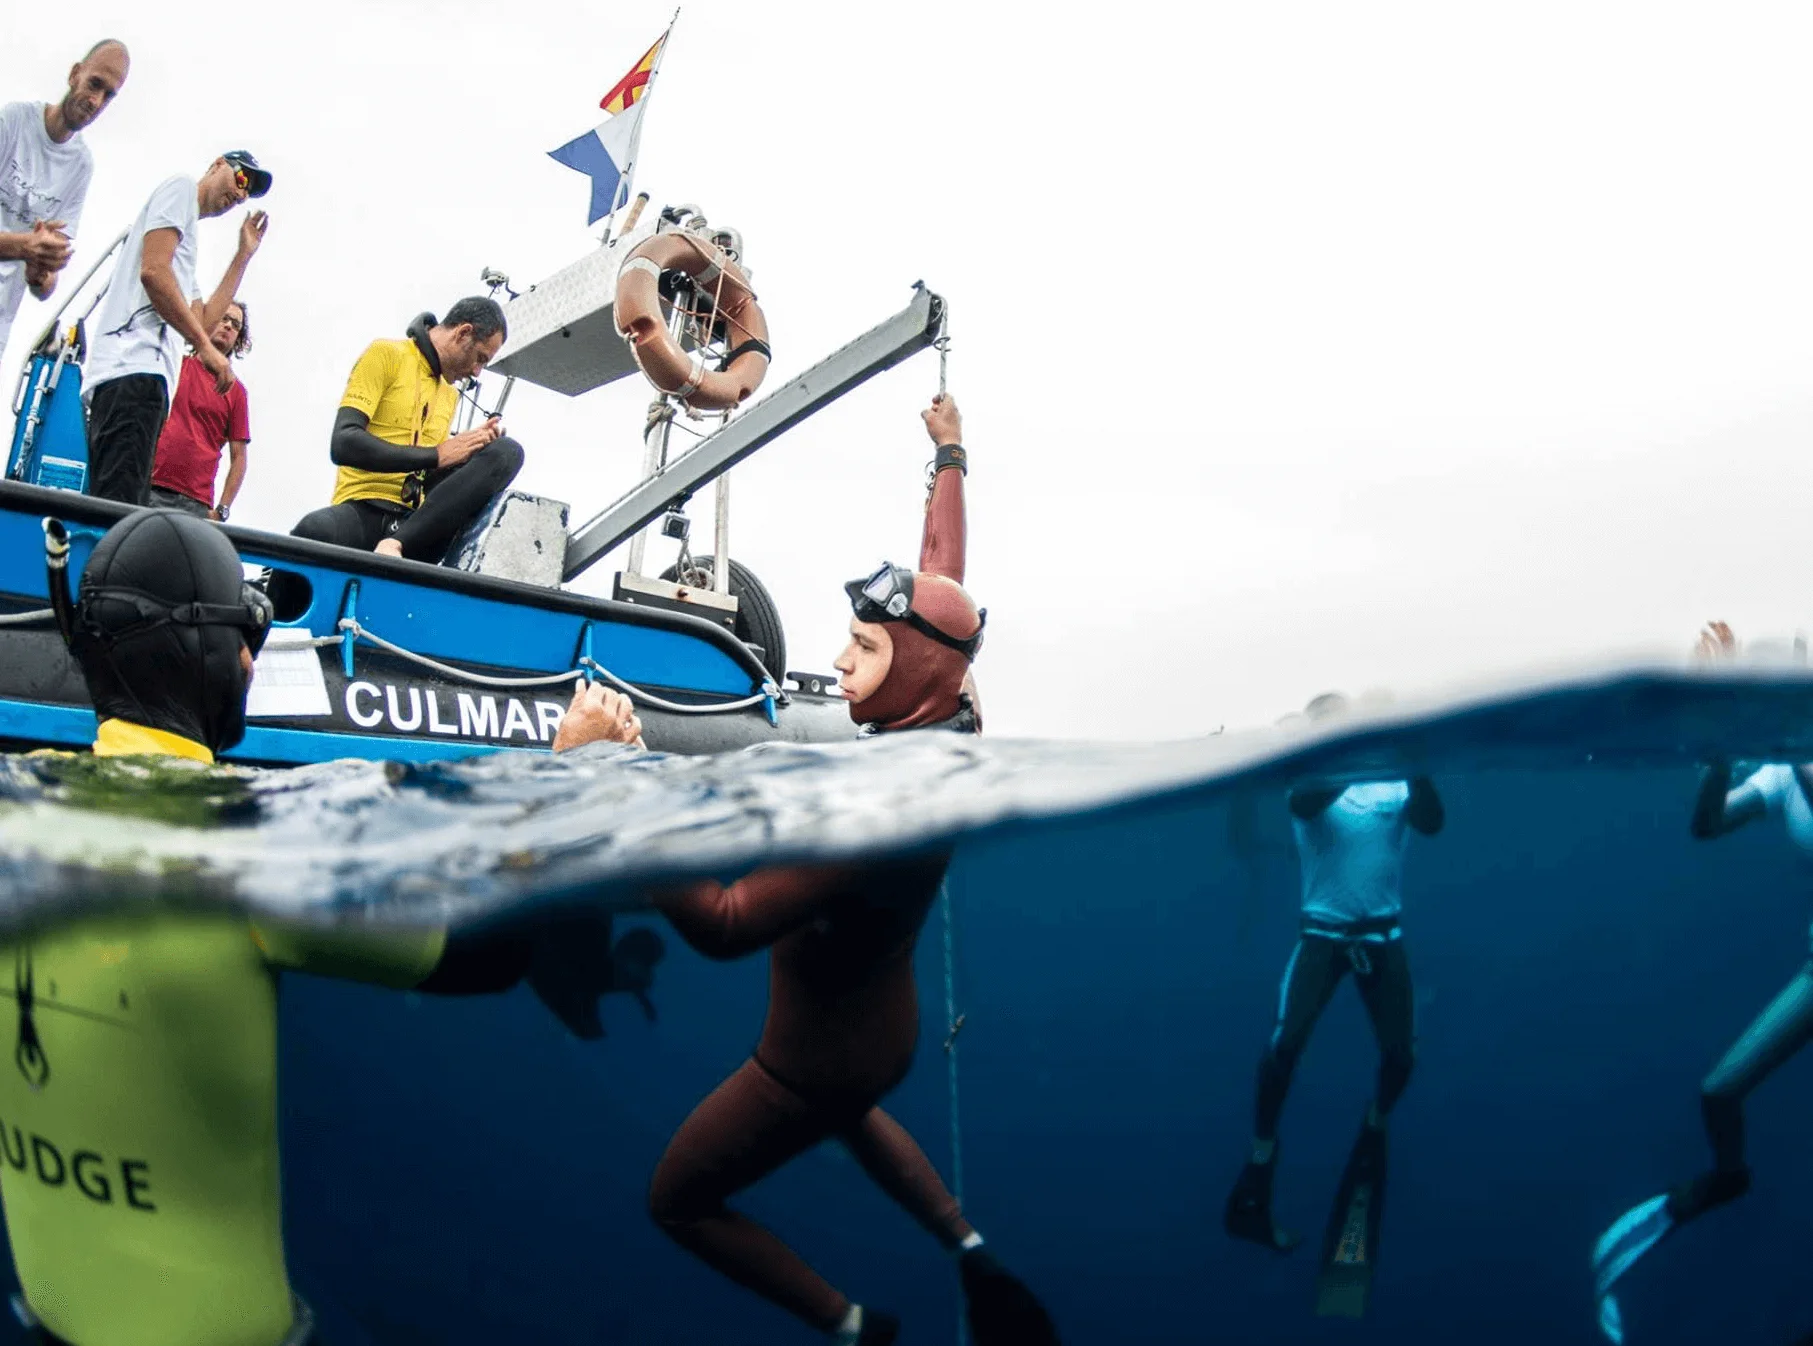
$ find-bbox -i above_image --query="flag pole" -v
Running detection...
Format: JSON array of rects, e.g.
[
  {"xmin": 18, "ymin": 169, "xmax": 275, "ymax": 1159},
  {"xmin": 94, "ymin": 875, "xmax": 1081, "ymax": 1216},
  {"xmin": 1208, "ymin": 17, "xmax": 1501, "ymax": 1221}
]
[{"xmin": 603, "ymin": 10, "xmax": 680, "ymax": 245}]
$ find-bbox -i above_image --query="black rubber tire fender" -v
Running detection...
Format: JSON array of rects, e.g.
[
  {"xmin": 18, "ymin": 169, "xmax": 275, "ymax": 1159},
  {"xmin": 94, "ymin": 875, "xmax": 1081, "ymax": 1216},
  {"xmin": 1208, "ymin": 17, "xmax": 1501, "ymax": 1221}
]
[{"xmin": 660, "ymin": 554, "xmax": 787, "ymax": 681}]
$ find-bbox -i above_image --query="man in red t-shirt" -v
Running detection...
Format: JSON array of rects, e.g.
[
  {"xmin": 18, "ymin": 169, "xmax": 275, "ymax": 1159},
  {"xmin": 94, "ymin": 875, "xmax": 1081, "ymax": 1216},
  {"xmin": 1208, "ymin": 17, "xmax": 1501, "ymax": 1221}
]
[{"xmin": 148, "ymin": 301, "xmax": 251, "ymax": 521}]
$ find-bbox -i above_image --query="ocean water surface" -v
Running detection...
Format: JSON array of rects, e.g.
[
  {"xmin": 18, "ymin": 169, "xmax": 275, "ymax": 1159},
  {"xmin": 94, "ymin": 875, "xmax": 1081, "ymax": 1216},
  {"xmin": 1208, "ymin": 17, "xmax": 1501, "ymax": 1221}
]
[{"xmin": 1, "ymin": 659, "xmax": 1811, "ymax": 1345}]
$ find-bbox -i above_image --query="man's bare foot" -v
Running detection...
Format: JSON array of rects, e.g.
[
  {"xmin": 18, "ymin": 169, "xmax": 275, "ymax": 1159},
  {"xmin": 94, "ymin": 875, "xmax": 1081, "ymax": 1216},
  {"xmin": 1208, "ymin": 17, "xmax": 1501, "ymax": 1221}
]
[{"xmin": 374, "ymin": 538, "xmax": 403, "ymax": 559}]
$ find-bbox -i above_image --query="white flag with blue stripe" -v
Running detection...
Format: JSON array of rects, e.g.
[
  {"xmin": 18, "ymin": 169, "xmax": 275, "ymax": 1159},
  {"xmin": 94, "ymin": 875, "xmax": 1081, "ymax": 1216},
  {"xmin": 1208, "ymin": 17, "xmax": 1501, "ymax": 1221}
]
[{"xmin": 548, "ymin": 100, "xmax": 647, "ymax": 226}]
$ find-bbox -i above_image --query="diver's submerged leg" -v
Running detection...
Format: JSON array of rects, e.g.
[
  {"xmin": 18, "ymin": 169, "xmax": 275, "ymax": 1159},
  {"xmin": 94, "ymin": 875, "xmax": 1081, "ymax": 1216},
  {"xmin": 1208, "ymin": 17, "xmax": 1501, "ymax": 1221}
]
[
  {"xmin": 1253, "ymin": 936, "xmax": 1346, "ymax": 1145},
  {"xmin": 1306, "ymin": 938, "xmax": 1409, "ymax": 1317},
  {"xmin": 649, "ymin": 1059, "xmax": 879, "ymax": 1336},
  {"xmin": 1591, "ymin": 961, "xmax": 1813, "ymax": 1342},
  {"xmin": 1353, "ymin": 937, "xmax": 1416, "ymax": 1127},
  {"xmin": 1672, "ymin": 960, "xmax": 1813, "ymax": 1219},
  {"xmin": 1226, "ymin": 936, "xmax": 1345, "ymax": 1253},
  {"xmin": 839, "ymin": 1107, "xmax": 972, "ymax": 1248},
  {"xmin": 839, "ymin": 1109, "xmax": 1062, "ymax": 1346},
  {"xmin": 844, "ymin": 1110, "xmax": 1058, "ymax": 1346}
]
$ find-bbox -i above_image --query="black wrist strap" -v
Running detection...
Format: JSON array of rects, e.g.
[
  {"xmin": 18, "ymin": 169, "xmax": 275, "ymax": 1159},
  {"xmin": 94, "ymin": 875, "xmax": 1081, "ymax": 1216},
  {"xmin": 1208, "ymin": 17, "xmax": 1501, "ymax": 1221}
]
[{"xmin": 933, "ymin": 443, "xmax": 967, "ymax": 475}]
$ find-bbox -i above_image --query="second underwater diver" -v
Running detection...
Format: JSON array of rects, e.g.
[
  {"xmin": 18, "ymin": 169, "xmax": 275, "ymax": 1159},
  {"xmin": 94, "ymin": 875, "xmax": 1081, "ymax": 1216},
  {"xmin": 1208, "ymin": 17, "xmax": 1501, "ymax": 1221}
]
[
  {"xmin": 1223, "ymin": 692, "xmax": 1445, "ymax": 1317},
  {"xmin": 559, "ymin": 395, "xmax": 1059, "ymax": 1345},
  {"xmin": 1591, "ymin": 622, "xmax": 1813, "ymax": 1343}
]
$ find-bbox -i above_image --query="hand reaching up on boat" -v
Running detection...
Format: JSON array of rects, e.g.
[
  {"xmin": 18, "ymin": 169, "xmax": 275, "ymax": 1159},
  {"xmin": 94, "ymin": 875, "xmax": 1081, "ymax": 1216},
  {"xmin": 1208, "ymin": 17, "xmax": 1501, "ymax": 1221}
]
[
  {"xmin": 1694, "ymin": 621, "xmax": 1737, "ymax": 664},
  {"xmin": 436, "ymin": 416, "xmax": 501, "ymax": 469},
  {"xmin": 552, "ymin": 680, "xmax": 645, "ymax": 752},
  {"xmin": 922, "ymin": 392, "xmax": 961, "ymax": 446}
]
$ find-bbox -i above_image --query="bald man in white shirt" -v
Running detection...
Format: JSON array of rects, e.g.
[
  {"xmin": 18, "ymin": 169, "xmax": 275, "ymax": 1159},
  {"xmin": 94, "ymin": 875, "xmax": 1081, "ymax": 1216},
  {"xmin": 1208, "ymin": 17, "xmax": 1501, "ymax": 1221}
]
[{"xmin": 0, "ymin": 40, "xmax": 130, "ymax": 364}]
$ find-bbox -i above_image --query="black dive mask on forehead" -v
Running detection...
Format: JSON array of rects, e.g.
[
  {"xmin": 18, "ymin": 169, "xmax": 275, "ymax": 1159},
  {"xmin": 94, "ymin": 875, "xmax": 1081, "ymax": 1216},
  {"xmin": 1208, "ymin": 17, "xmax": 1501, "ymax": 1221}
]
[
  {"xmin": 76, "ymin": 585, "xmax": 273, "ymax": 657},
  {"xmin": 843, "ymin": 562, "xmax": 986, "ymax": 661}
]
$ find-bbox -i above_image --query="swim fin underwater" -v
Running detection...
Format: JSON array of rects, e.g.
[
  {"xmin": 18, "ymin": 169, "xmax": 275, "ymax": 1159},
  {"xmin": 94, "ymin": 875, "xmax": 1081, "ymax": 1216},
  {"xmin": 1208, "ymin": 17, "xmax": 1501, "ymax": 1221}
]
[
  {"xmin": 1224, "ymin": 1148, "xmax": 1301, "ymax": 1253},
  {"xmin": 1314, "ymin": 1119, "xmax": 1389, "ymax": 1319},
  {"xmin": 1590, "ymin": 1169, "xmax": 1750, "ymax": 1343},
  {"xmin": 960, "ymin": 1246, "xmax": 1062, "ymax": 1346}
]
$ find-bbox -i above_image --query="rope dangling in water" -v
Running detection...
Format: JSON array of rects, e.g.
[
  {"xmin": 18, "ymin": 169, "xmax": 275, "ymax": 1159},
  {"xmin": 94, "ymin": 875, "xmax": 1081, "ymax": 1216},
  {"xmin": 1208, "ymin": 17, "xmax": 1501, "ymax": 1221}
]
[{"xmin": 940, "ymin": 878, "xmax": 970, "ymax": 1346}]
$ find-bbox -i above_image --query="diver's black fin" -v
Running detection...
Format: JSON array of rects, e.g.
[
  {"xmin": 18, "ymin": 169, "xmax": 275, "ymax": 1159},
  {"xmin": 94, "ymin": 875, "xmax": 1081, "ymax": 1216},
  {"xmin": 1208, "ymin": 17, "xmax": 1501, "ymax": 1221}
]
[
  {"xmin": 961, "ymin": 1248, "xmax": 1061, "ymax": 1346},
  {"xmin": 856, "ymin": 1309, "xmax": 900, "ymax": 1345},
  {"xmin": 1225, "ymin": 1155, "xmax": 1300, "ymax": 1253},
  {"xmin": 1315, "ymin": 1121, "xmax": 1388, "ymax": 1319}
]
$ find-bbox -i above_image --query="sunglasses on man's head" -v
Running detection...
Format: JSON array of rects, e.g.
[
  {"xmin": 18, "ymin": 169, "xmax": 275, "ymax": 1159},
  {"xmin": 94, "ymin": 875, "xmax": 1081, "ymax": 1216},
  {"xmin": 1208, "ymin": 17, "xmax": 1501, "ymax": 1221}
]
[{"xmin": 232, "ymin": 167, "xmax": 251, "ymax": 193}]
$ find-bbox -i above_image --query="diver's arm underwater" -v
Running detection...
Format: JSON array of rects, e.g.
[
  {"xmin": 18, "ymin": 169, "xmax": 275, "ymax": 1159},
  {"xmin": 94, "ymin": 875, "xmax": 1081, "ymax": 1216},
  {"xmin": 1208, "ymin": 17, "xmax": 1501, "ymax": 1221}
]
[
  {"xmin": 1406, "ymin": 777, "xmax": 1444, "ymax": 835},
  {"xmin": 1689, "ymin": 762, "xmax": 1768, "ymax": 839},
  {"xmin": 252, "ymin": 907, "xmax": 662, "ymax": 1041},
  {"xmin": 656, "ymin": 864, "xmax": 865, "ymax": 960}
]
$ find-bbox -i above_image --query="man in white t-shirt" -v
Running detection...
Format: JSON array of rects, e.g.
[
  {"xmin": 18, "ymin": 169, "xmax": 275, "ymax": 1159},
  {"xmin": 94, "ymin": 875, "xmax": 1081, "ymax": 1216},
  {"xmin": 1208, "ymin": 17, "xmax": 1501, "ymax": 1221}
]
[
  {"xmin": 84, "ymin": 151, "xmax": 271, "ymax": 504},
  {"xmin": 0, "ymin": 39, "xmax": 130, "ymax": 365}
]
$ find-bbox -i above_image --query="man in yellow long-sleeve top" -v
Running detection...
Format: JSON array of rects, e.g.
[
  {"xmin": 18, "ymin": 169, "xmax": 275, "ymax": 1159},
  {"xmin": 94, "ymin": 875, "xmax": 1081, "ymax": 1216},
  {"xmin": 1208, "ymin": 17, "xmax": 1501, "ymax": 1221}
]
[{"xmin": 0, "ymin": 509, "xmax": 654, "ymax": 1346}]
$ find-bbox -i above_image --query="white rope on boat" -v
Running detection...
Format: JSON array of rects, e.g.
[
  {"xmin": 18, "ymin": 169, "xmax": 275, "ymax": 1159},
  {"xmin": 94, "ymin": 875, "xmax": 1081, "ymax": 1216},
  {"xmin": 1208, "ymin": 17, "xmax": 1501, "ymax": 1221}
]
[
  {"xmin": 0, "ymin": 609, "xmax": 53, "ymax": 627},
  {"xmin": 577, "ymin": 656, "xmax": 773, "ymax": 716},
  {"xmin": 326, "ymin": 618, "xmax": 775, "ymax": 715}
]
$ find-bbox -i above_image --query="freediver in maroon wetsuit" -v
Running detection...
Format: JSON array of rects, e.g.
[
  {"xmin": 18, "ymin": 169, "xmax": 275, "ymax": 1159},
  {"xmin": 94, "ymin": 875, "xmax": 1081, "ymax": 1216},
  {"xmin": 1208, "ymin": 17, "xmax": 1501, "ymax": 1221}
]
[{"xmin": 644, "ymin": 397, "xmax": 1059, "ymax": 1345}]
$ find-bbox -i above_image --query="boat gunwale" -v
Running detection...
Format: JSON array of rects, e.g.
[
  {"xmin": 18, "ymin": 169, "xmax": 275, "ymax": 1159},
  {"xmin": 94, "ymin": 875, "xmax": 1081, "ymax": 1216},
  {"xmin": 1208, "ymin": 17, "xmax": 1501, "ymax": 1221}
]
[{"xmin": 0, "ymin": 480, "xmax": 775, "ymax": 690}]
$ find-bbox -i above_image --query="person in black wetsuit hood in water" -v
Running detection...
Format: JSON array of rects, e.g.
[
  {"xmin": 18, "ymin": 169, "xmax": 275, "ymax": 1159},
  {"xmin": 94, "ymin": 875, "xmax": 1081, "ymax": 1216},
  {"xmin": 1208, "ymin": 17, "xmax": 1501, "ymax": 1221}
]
[{"xmin": 4, "ymin": 509, "xmax": 658, "ymax": 1346}]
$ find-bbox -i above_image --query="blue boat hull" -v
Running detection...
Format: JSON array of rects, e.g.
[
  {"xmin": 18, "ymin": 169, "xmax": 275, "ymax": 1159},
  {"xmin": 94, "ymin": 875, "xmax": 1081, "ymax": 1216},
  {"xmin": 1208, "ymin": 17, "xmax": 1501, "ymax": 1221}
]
[{"xmin": 0, "ymin": 481, "xmax": 850, "ymax": 763}]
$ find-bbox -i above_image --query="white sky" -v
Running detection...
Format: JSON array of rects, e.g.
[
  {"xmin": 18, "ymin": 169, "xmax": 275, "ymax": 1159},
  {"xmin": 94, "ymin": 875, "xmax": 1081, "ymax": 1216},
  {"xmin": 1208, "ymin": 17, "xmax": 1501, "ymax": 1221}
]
[{"xmin": 5, "ymin": 3, "xmax": 1812, "ymax": 740}]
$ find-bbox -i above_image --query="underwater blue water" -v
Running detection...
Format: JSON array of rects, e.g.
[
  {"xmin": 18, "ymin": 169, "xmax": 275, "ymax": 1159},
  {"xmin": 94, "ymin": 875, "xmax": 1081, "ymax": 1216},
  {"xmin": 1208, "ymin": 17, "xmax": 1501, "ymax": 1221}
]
[{"xmin": 3, "ymin": 666, "xmax": 1812, "ymax": 1344}]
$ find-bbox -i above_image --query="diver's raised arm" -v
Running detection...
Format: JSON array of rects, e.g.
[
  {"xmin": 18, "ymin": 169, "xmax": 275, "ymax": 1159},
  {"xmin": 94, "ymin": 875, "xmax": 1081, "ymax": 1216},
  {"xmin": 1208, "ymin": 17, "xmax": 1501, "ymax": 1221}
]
[
  {"xmin": 1686, "ymin": 623, "xmax": 1766, "ymax": 838},
  {"xmin": 1407, "ymin": 777, "xmax": 1445, "ymax": 835},
  {"xmin": 919, "ymin": 394, "xmax": 966, "ymax": 582}
]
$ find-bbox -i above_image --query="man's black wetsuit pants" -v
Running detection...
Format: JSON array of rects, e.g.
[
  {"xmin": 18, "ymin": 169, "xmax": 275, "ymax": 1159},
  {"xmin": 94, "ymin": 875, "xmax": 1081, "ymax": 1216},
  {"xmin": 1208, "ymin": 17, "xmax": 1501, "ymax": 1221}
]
[
  {"xmin": 1254, "ymin": 930, "xmax": 1416, "ymax": 1141},
  {"xmin": 291, "ymin": 437, "xmax": 523, "ymax": 563}
]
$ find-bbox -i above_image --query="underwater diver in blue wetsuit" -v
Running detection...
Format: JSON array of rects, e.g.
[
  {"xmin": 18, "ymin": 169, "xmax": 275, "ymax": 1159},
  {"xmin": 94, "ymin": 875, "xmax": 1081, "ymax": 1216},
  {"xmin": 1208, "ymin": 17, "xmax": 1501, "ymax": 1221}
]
[
  {"xmin": 1592, "ymin": 624, "xmax": 1813, "ymax": 1342},
  {"xmin": 1224, "ymin": 693, "xmax": 1443, "ymax": 1314}
]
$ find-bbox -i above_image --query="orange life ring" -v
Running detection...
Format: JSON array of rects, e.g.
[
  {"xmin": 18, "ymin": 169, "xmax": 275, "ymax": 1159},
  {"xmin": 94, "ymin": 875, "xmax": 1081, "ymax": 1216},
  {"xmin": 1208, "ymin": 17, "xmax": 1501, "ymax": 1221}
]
[{"xmin": 614, "ymin": 231, "xmax": 770, "ymax": 412}]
